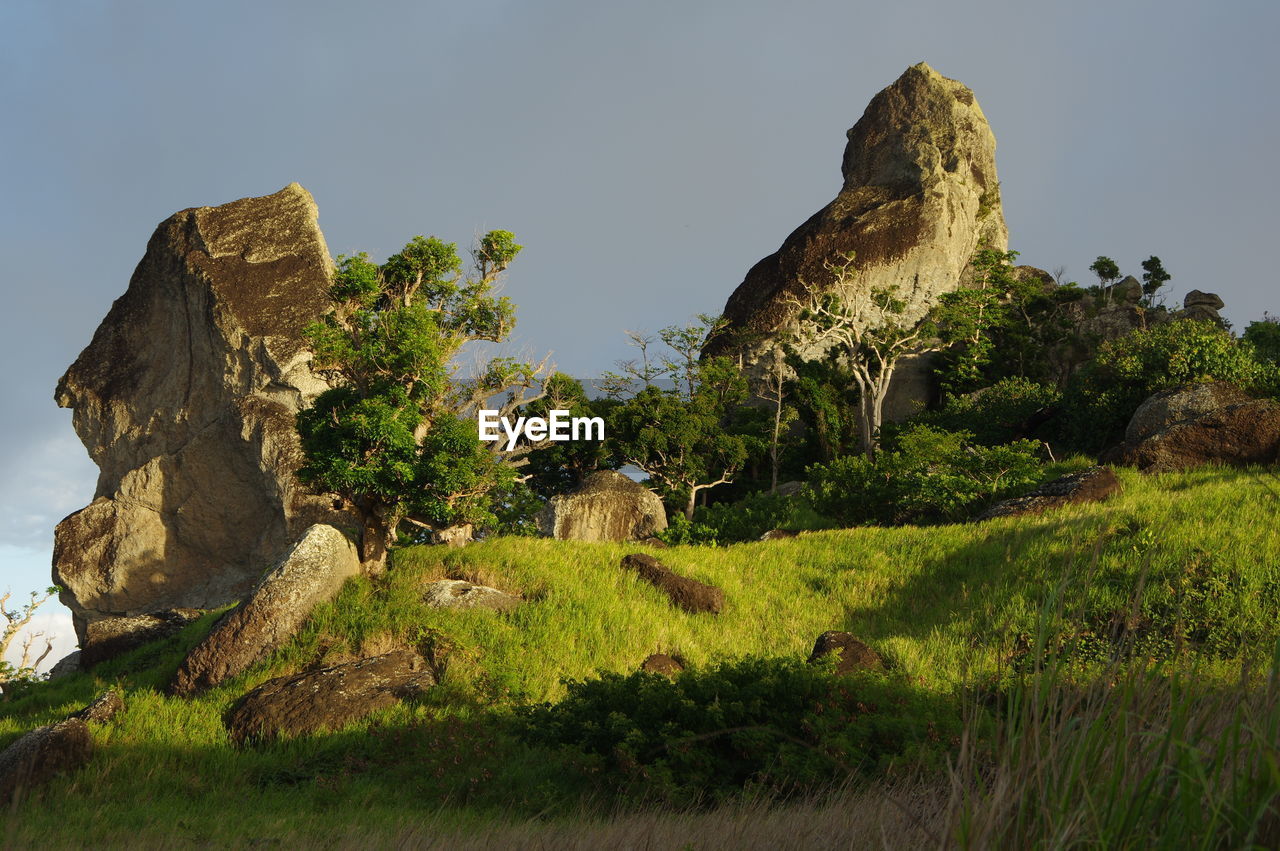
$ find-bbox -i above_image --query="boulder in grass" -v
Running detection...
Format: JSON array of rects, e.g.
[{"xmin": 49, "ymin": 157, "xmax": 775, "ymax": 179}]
[
  {"xmin": 538, "ymin": 471, "xmax": 668, "ymax": 542},
  {"xmin": 422, "ymin": 579, "xmax": 520, "ymax": 613},
  {"xmin": 807, "ymin": 632, "xmax": 884, "ymax": 674},
  {"xmin": 225, "ymin": 650, "xmax": 435, "ymax": 745},
  {"xmin": 620, "ymin": 553, "xmax": 724, "ymax": 615},
  {"xmin": 977, "ymin": 466, "xmax": 1121, "ymax": 521},
  {"xmin": 640, "ymin": 653, "xmax": 686, "ymax": 676},
  {"xmin": 0, "ymin": 719, "xmax": 93, "ymax": 804}
]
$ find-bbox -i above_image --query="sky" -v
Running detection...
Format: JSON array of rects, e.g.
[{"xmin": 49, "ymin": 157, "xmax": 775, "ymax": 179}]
[{"xmin": 1, "ymin": 0, "xmax": 1277, "ymax": 667}]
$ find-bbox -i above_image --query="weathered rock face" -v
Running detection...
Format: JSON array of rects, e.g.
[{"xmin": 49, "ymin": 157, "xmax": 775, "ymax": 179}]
[
  {"xmin": 977, "ymin": 466, "xmax": 1121, "ymax": 521},
  {"xmin": 538, "ymin": 470, "xmax": 668, "ymax": 542},
  {"xmin": 1110, "ymin": 384, "xmax": 1280, "ymax": 472},
  {"xmin": 169, "ymin": 524, "xmax": 361, "ymax": 697},
  {"xmin": 53, "ymin": 184, "xmax": 350, "ymax": 647},
  {"xmin": 225, "ymin": 649, "xmax": 434, "ymax": 745},
  {"xmin": 705, "ymin": 62, "xmax": 1007, "ymax": 420}
]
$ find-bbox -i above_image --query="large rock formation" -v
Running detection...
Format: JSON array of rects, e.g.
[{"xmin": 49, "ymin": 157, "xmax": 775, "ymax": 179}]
[
  {"xmin": 169, "ymin": 524, "xmax": 361, "ymax": 697},
  {"xmin": 53, "ymin": 184, "xmax": 351, "ymax": 647},
  {"xmin": 538, "ymin": 470, "xmax": 668, "ymax": 542},
  {"xmin": 705, "ymin": 62, "xmax": 1008, "ymax": 421}
]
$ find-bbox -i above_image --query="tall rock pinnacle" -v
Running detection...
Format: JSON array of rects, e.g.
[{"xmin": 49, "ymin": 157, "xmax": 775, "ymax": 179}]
[{"xmin": 705, "ymin": 63, "xmax": 1008, "ymax": 399}]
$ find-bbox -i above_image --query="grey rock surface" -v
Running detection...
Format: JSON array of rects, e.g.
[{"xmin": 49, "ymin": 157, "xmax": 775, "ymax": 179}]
[{"xmin": 422, "ymin": 579, "xmax": 520, "ymax": 613}]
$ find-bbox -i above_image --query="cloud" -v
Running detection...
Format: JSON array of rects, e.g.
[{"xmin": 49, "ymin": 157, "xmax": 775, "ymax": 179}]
[{"xmin": 0, "ymin": 428, "xmax": 96, "ymax": 551}]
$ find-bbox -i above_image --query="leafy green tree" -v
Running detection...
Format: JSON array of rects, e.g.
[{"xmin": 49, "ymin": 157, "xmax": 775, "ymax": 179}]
[
  {"xmin": 296, "ymin": 231, "xmax": 548, "ymax": 568},
  {"xmin": 1244, "ymin": 313, "xmax": 1280, "ymax": 365},
  {"xmin": 607, "ymin": 317, "xmax": 757, "ymax": 519},
  {"xmin": 1089, "ymin": 256, "xmax": 1121, "ymax": 289},
  {"xmin": 788, "ymin": 252, "xmax": 932, "ymax": 461},
  {"xmin": 1140, "ymin": 255, "xmax": 1171, "ymax": 299},
  {"xmin": 518, "ymin": 373, "xmax": 619, "ymax": 498}
]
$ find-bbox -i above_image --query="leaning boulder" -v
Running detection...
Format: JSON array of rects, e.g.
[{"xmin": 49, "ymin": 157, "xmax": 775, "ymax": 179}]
[
  {"xmin": 704, "ymin": 63, "xmax": 1008, "ymax": 423},
  {"xmin": 1113, "ymin": 390, "xmax": 1280, "ymax": 473},
  {"xmin": 978, "ymin": 467, "xmax": 1121, "ymax": 521},
  {"xmin": 225, "ymin": 649, "xmax": 434, "ymax": 745},
  {"xmin": 71, "ymin": 690, "xmax": 126, "ymax": 725},
  {"xmin": 169, "ymin": 524, "xmax": 360, "ymax": 697},
  {"xmin": 620, "ymin": 553, "xmax": 724, "ymax": 614},
  {"xmin": 539, "ymin": 470, "xmax": 668, "ymax": 542},
  {"xmin": 807, "ymin": 632, "xmax": 884, "ymax": 674},
  {"xmin": 0, "ymin": 719, "xmax": 93, "ymax": 804},
  {"xmin": 53, "ymin": 184, "xmax": 355, "ymax": 651},
  {"xmin": 422, "ymin": 579, "xmax": 520, "ymax": 613}
]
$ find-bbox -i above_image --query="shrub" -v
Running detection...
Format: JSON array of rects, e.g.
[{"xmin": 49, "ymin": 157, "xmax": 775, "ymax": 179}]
[
  {"xmin": 803, "ymin": 425, "xmax": 1047, "ymax": 526},
  {"xmin": 1060, "ymin": 319, "xmax": 1267, "ymax": 452},
  {"xmin": 518, "ymin": 656, "xmax": 959, "ymax": 804},
  {"xmin": 909, "ymin": 377, "xmax": 1061, "ymax": 447},
  {"xmin": 659, "ymin": 491, "xmax": 829, "ymax": 546}
]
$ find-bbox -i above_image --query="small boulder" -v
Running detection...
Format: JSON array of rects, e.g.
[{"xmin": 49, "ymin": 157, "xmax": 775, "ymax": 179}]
[
  {"xmin": 422, "ymin": 579, "xmax": 520, "ymax": 613},
  {"xmin": 759, "ymin": 529, "xmax": 800, "ymax": 541},
  {"xmin": 80, "ymin": 608, "xmax": 205, "ymax": 669},
  {"xmin": 620, "ymin": 553, "xmax": 723, "ymax": 615},
  {"xmin": 225, "ymin": 649, "xmax": 434, "ymax": 745},
  {"xmin": 0, "ymin": 718, "xmax": 93, "ymax": 804},
  {"xmin": 169, "ymin": 524, "xmax": 361, "ymax": 697},
  {"xmin": 538, "ymin": 471, "xmax": 668, "ymax": 542},
  {"xmin": 807, "ymin": 632, "xmax": 884, "ymax": 674},
  {"xmin": 71, "ymin": 690, "xmax": 125, "ymax": 725},
  {"xmin": 978, "ymin": 467, "xmax": 1121, "ymax": 521},
  {"xmin": 636, "ymin": 536, "xmax": 669, "ymax": 549},
  {"xmin": 640, "ymin": 653, "xmax": 686, "ymax": 676}
]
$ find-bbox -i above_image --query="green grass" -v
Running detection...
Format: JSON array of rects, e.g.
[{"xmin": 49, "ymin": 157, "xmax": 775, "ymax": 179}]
[{"xmin": 1, "ymin": 466, "xmax": 1278, "ymax": 846}]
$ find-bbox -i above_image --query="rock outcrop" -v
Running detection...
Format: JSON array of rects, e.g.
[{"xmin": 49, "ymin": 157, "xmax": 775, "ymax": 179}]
[
  {"xmin": 1109, "ymin": 383, "xmax": 1280, "ymax": 472},
  {"xmin": 1177, "ymin": 290, "xmax": 1227, "ymax": 325},
  {"xmin": 977, "ymin": 466, "xmax": 1121, "ymax": 521},
  {"xmin": 807, "ymin": 632, "xmax": 884, "ymax": 674},
  {"xmin": 538, "ymin": 470, "xmax": 668, "ymax": 542},
  {"xmin": 705, "ymin": 63, "xmax": 1007, "ymax": 422},
  {"xmin": 620, "ymin": 553, "xmax": 724, "ymax": 614},
  {"xmin": 169, "ymin": 524, "xmax": 360, "ymax": 697},
  {"xmin": 640, "ymin": 653, "xmax": 686, "ymax": 676},
  {"xmin": 422, "ymin": 579, "xmax": 520, "ymax": 613},
  {"xmin": 225, "ymin": 649, "xmax": 434, "ymax": 745},
  {"xmin": 54, "ymin": 184, "xmax": 352, "ymax": 649}
]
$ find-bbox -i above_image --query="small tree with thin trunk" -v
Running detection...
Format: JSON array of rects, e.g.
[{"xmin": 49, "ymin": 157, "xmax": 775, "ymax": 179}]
[
  {"xmin": 787, "ymin": 252, "xmax": 931, "ymax": 462},
  {"xmin": 1, "ymin": 587, "xmax": 57, "ymax": 692}
]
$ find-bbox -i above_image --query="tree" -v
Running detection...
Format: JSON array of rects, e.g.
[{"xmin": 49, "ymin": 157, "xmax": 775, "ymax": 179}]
[
  {"xmin": 756, "ymin": 345, "xmax": 798, "ymax": 492},
  {"xmin": 788, "ymin": 252, "xmax": 931, "ymax": 462},
  {"xmin": 1139, "ymin": 255, "xmax": 1171, "ymax": 300},
  {"xmin": 1089, "ymin": 256, "xmax": 1121, "ymax": 288},
  {"xmin": 607, "ymin": 317, "xmax": 756, "ymax": 519},
  {"xmin": 296, "ymin": 230, "xmax": 549, "ymax": 569},
  {"xmin": 1, "ymin": 587, "xmax": 57, "ymax": 693},
  {"xmin": 518, "ymin": 373, "xmax": 619, "ymax": 497}
]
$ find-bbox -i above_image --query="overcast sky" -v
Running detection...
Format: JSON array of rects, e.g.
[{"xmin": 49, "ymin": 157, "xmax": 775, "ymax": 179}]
[{"xmin": 2, "ymin": 0, "xmax": 1277, "ymax": 663}]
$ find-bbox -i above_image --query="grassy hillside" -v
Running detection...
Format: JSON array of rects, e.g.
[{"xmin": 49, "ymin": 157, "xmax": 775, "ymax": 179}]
[{"xmin": 2, "ymin": 466, "xmax": 1278, "ymax": 846}]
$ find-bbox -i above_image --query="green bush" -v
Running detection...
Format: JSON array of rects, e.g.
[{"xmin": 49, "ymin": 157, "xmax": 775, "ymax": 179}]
[
  {"xmin": 803, "ymin": 425, "xmax": 1047, "ymax": 526},
  {"xmin": 518, "ymin": 657, "xmax": 959, "ymax": 803},
  {"xmin": 909, "ymin": 377, "xmax": 1061, "ymax": 446},
  {"xmin": 659, "ymin": 491, "xmax": 829, "ymax": 546},
  {"xmin": 1060, "ymin": 319, "xmax": 1267, "ymax": 452}
]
